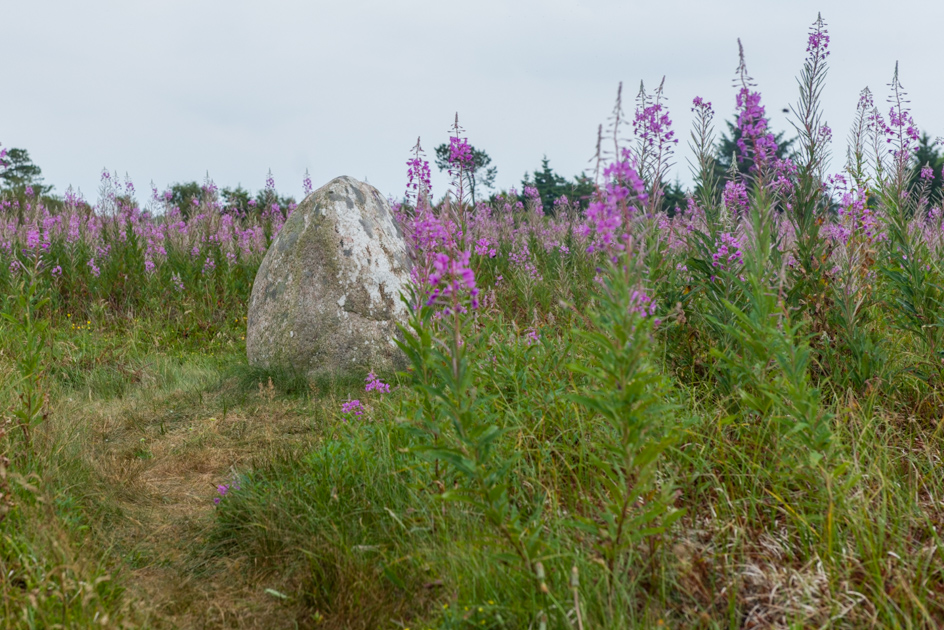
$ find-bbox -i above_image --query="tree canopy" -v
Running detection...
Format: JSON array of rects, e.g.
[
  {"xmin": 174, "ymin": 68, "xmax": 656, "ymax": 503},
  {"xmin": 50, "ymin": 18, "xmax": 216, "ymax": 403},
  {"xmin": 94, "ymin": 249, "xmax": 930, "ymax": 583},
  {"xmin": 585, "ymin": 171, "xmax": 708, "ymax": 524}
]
[
  {"xmin": 0, "ymin": 148, "xmax": 52, "ymax": 196},
  {"xmin": 520, "ymin": 156, "xmax": 595, "ymax": 213}
]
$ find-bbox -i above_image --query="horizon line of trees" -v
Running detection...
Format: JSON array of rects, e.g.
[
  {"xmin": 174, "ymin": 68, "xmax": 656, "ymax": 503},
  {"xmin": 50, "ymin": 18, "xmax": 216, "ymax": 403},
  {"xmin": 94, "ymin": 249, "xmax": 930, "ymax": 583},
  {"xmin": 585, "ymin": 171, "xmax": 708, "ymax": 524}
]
[{"xmin": 4, "ymin": 122, "xmax": 942, "ymax": 217}]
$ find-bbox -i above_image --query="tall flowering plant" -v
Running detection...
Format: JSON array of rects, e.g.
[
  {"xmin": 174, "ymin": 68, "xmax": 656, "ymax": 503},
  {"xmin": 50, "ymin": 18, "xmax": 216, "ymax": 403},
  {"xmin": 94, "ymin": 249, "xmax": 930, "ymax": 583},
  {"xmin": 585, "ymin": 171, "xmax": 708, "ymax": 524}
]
[
  {"xmin": 581, "ymin": 149, "xmax": 647, "ymax": 254},
  {"xmin": 733, "ymin": 40, "xmax": 779, "ymax": 180},
  {"xmin": 566, "ymin": 107, "xmax": 684, "ymax": 589},
  {"xmin": 785, "ymin": 14, "xmax": 834, "ymax": 310},
  {"xmin": 395, "ymin": 136, "xmax": 479, "ymax": 315},
  {"xmin": 868, "ymin": 65, "xmax": 944, "ymax": 365},
  {"xmin": 395, "ymin": 118, "xmax": 549, "ymax": 608},
  {"xmin": 632, "ymin": 78, "xmax": 678, "ymax": 213}
]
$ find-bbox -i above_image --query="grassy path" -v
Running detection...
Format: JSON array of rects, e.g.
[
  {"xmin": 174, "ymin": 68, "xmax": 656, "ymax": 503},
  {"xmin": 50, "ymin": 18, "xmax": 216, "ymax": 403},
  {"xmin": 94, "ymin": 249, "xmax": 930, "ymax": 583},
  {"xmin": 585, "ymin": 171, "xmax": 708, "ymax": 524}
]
[{"xmin": 64, "ymin": 358, "xmax": 324, "ymax": 628}]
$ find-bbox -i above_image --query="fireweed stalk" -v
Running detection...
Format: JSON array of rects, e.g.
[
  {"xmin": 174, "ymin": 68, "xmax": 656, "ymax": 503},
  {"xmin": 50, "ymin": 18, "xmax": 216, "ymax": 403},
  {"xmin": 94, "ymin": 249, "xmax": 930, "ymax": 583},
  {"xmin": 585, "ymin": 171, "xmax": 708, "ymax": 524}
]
[
  {"xmin": 871, "ymin": 65, "xmax": 944, "ymax": 365},
  {"xmin": 568, "ymin": 112, "xmax": 684, "ymax": 599},
  {"xmin": 689, "ymin": 96, "xmax": 723, "ymax": 228},
  {"xmin": 633, "ymin": 77, "xmax": 678, "ymax": 214},
  {"xmin": 671, "ymin": 34, "xmax": 839, "ymax": 536},
  {"xmin": 785, "ymin": 13, "xmax": 834, "ymax": 309},
  {"xmin": 396, "ymin": 119, "xmax": 553, "ymax": 622}
]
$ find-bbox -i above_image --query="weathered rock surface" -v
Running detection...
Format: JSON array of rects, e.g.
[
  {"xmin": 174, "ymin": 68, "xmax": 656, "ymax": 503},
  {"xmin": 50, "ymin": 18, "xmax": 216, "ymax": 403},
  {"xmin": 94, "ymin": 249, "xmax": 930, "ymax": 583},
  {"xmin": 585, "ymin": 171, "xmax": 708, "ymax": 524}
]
[{"xmin": 247, "ymin": 176, "xmax": 411, "ymax": 376}]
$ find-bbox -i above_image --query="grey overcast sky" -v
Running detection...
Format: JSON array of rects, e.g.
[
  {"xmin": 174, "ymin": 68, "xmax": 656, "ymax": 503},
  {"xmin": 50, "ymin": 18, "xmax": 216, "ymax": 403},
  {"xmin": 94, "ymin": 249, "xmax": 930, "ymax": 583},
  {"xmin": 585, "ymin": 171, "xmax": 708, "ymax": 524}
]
[{"xmin": 2, "ymin": 0, "xmax": 942, "ymax": 205}]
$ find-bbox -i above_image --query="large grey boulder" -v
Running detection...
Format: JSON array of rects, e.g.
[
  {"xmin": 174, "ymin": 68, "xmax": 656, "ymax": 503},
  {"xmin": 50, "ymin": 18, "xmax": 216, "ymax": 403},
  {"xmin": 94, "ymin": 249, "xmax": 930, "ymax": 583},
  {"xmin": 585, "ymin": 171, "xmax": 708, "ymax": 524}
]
[{"xmin": 247, "ymin": 176, "xmax": 411, "ymax": 376}]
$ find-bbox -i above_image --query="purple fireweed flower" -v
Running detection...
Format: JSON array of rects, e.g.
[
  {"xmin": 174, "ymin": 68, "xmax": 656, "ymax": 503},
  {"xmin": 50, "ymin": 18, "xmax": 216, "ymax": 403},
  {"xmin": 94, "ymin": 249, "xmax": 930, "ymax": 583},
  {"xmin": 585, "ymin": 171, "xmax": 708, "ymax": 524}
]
[
  {"xmin": 581, "ymin": 150, "xmax": 647, "ymax": 252},
  {"xmin": 25, "ymin": 186, "xmax": 34, "ymax": 198},
  {"xmin": 448, "ymin": 136, "xmax": 474, "ymax": 170},
  {"xmin": 509, "ymin": 243, "xmax": 542, "ymax": 282},
  {"xmin": 524, "ymin": 328, "xmax": 540, "ymax": 346},
  {"xmin": 213, "ymin": 483, "xmax": 235, "ymax": 505},
  {"xmin": 364, "ymin": 371, "xmax": 390, "ymax": 394},
  {"xmin": 474, "ymin": 237, "xmax": 497, "ymax": 258},
  {"xmin": 833, "ymin": 186, "xmax": 882, "ymax": 244},
  {"xmin": 723, "ymin": 180, "xmax": 749, "ymax": 216},
  {"xmin": 735, "ymin": 88, "xmax": 778, "ymax": 171},
  {"xmin": 633, "ymin": 90, "xmax": 677, "ymax": 150},
  {"xmin": 921, "ymin": 165, "xmax": 935, "ymax": 180},
  {"xmin": 172, "ymin": 272, "xmax": 185, "ymax": 292},
  {"xmin": 884, "ymin": 64, "xmax": 920, "ymax": 168},
  {"xmin": 303, "ymin": 169, "xmax": 313, "ymax": 196},
  {"xmin": 552, "ymin": 195, "xmax": 570, "ymax": 214},
  {"xmin": 203, "ymin": 257, "xmax": 216, "ymax": 274},
  {"xmin": 405, "ymin": 138, "xmax": 433, "ymax": 209},
  {"xmin": 265, "ymin": 170, "xmax": 276, "ymax": 192},
  {"xmin": 633, "ymin": 80, "xmax": 677, "ymax": 192},
  {"xmin": 770, "ymin": 157, "xmax": 798, "ymax": 198},
  {"xmin": 628, "ymin": 289, "xmax": 658, "ymax": 318},
  {"xmin": 24, "ymin": 228, "xmax": 40, "ymax": 251},
  {"xmin": 200, "ymin": 178, "xmax": 217, "ymax": 198},
  {"xmin": 425, "ymin": 250, "xmax": 480, "ymax": 310},
  {"xmin": 691, "ymin": 96, "xmax": 712, "ymax": 113},
  {"xmin": 87, "ymin": 257, "xmax": 101, "ymax": 278},
  {"xmin": 711, "ymin": 232, "xmax": 744, "ymax": 280},
  {"xmin": 51, "ymin": 265, "xmax": 62, "ymax": 277},
  {"xmin": 341, "ymin": 399, "xmax": 364, "ymax": 418},
  {"xmin": 731, "ymin": 40, "xmax": 778, "ymax": 173},
  {"xmin": 806, "ymin": 14, "xmax": 830, "ymax": 63}
]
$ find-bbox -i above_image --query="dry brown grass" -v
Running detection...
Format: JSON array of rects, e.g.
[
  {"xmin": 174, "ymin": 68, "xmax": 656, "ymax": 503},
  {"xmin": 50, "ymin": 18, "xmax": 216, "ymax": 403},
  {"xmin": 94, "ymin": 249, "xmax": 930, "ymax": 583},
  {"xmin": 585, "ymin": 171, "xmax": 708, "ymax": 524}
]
[{"xmin": 47, "ymin": 365, "xmax": 325, "ymax": 629}]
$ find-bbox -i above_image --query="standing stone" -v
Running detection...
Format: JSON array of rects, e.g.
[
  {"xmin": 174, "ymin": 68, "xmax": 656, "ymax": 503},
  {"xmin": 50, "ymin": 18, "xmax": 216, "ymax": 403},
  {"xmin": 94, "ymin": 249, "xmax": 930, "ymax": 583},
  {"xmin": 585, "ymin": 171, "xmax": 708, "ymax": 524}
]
[{"xmin": 247, "ymin": 176, "xmax": 411, "ymax": 376}]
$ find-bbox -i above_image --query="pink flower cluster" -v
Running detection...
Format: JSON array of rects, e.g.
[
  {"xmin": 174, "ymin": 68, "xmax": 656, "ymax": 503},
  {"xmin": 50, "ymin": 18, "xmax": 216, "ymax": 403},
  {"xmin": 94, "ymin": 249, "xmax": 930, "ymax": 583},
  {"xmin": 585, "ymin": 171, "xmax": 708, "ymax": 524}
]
[
  {"xmin": 426, "ymin": 250, "xmax": 480, "ymax": 311},
  {"xmin": 711, "ymin": 232, "xmax": 744, "ymax": 280},
  {"xmin": 628, "ymin": 289, "xmax": 658, "ymax": 320},
  {"xmin": 735, "ymin": 88, "xmax": 779, "ymax": 171},
  {"xmin": 582, "ymin": 150, "xmax": 648, "ymax": 252},
  {"xmin": 448, "ymin": 136, "xmax": 474, "ymax": 171},
  {"xmin": 0, "ymin": 169, "xmax": 291, "ymax": 293},
  {"xmin": 805, "ymin": 15, "xmax": 830, "ymax": 63},
  {"xmin": 474, "ymin": 238, "xmax": 497, "ymax": 258},
  {"xmin": 633, "ymin": 97, "xmax": 677, "ymax": 151},
  {"xmin": 365, "ymin": 371, "xmax": 390, "ymax": 394},
  {"xmin": 341, "ymin": 399, "xmax": 364, "ymax": 417},
  {"xmin": 723, "ymin": 181, "xmax": 749, "ymax": 216},
  {"xmin": 213, "ymin": 480, "xmax": 240, "ymax": 505}
]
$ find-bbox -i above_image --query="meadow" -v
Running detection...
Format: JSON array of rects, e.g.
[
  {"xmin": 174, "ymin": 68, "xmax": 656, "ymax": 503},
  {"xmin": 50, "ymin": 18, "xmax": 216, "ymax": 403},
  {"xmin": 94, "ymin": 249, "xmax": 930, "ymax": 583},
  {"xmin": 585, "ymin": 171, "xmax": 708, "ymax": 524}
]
[{"xmin": 3, "ymin": 16, "xmax": 944, "ymax": 629}]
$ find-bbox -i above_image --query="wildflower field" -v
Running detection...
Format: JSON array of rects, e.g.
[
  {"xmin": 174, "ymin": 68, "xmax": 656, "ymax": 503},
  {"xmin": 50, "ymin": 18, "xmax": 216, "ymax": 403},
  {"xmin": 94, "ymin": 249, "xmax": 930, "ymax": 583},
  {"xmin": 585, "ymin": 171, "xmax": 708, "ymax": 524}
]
[{"xmin": 4, "ymin": 16, "xmax": 944, "ymax": 629}]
